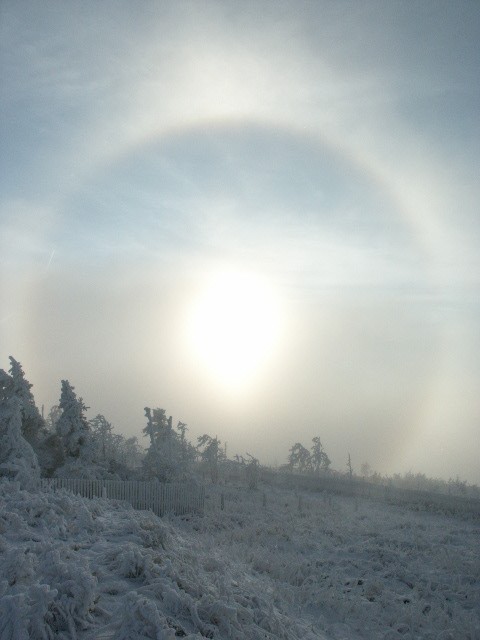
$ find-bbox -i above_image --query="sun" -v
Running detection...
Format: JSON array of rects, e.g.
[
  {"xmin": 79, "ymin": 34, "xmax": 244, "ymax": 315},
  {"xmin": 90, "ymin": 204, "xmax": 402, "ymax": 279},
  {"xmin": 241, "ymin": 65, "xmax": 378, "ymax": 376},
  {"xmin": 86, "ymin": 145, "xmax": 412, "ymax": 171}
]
[{"xmin": 186, "ymin": 268, "xmax": 283, "ymax": 390}]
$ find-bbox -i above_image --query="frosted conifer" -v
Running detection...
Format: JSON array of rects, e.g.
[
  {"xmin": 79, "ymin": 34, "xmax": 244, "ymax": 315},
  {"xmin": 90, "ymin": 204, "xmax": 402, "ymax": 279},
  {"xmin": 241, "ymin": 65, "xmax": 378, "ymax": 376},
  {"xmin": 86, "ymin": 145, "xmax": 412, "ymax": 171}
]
[
  {"xmin": 0, "ymin": 369, "xmax": 40, "ymax": 489},
  {"xmin": 8, "ymin": 356, "xmax": 46, "ymax": 446},
  {"xmin": 55, "ymin": 380, "xmax": 93, "ymax": 462},
  {"xmin": 142, "ymin": 408, "xmax": 184, "ymax": 481}
]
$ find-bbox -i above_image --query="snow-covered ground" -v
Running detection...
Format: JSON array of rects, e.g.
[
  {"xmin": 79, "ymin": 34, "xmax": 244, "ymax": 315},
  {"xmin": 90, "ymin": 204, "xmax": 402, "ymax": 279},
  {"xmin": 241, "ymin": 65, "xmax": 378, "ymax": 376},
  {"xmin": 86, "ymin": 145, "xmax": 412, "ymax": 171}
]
[{"xmin": 1, "ymin": 480, "xmax": 479, "ymax": 639}]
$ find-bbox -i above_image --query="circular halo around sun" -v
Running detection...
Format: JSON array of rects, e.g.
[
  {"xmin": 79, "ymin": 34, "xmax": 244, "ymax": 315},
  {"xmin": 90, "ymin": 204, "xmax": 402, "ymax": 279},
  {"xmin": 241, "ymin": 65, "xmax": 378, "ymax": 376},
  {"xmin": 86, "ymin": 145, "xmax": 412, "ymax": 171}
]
[{"xmin": 185, "ymin": 267, "xmax": 284, "ymax": 391}]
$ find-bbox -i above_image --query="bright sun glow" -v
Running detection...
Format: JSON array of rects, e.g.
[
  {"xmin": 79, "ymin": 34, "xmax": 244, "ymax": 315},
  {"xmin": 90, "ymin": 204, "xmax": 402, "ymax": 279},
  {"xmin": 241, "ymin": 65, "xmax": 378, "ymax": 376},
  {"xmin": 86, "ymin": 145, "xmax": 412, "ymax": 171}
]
[{"xmin": 186, "ymin": 269, "xmax": 283, "ymax": 390}]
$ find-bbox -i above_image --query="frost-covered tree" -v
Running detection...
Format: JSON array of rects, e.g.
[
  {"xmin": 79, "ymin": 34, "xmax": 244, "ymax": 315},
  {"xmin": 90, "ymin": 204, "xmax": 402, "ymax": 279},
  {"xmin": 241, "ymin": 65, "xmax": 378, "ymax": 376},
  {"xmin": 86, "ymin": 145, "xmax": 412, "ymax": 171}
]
[
  {"xmin": 55, "ymin": 380, "xmax": 93, "ymax": 465},
  {"xmin": 87, "ymin": 413, "xmax": 146, "ymax": 478},
  {"xmin": 310, "ymin": 437, "xmax": 331, "ymax": 474},
  {"xmin": 89, "ymin": 414, "xmax": 114, "ymax": 463},
  {"xmin": 123, "ymin": 436, "xmax": 144, "ymax": 468},
  {"xmin": 143, "ymin": 407, "xmax": 168, "ymax": 447},
  {"xmin": 288, "ymin": 442, "xmax": 311, "ymax": 474},
  {"xmin": 234, "ymin": 453, "xmax": 260, "ymax": 489},
  {"xmin": 177, "ymin": 421, "xmax": 188, "ymax": 461},
  {"xmin": 347, "ymin": 452, "xmax": 353, "ymax": 480},
  {"xmin": 197, "ymin": 434, "xmax": 221, "ymax": 483},
  {"xmin": 176, "ymin": 421, "xmax": 196, "ymax": 468},
  {"xmin": 5, "ymin": 357, "xmax": 61, "ymax": 476},
  {"xmin": 142, "ymin": 408, "xmax": 184, "ymax": 481},
  {"xmin": 45, "ymin": 404, "xmax": 62, "ymax": 432},
  {"xmin": 111, "ymin": 433, "xmax": 126, "ymax": 463},
  {"xmin": 0, "ymin": 369, "xmax": 40, "ymax": 489},
  {"xmin": 110, "ymin": 435, "xmax": 144, "ymax": 476},
  {"xmin": 8, "ymin": 357, "xmax": 46, "ymax": 447}
]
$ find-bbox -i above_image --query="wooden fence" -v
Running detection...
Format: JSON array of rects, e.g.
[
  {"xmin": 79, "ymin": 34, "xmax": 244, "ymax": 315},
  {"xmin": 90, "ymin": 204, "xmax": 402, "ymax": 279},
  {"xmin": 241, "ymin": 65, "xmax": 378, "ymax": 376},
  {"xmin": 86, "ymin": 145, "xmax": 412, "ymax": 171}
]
[{"xmin": 39, "ymin": 478, "xmax": 205, "ymax": 516}]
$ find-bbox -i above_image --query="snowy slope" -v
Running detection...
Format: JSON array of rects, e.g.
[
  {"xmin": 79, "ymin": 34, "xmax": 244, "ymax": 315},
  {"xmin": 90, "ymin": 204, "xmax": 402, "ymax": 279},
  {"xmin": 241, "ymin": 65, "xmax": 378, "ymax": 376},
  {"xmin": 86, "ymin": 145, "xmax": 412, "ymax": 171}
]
[{"xmin": 0, "ymin": 480, "xmax": 478, "ymax": 639}]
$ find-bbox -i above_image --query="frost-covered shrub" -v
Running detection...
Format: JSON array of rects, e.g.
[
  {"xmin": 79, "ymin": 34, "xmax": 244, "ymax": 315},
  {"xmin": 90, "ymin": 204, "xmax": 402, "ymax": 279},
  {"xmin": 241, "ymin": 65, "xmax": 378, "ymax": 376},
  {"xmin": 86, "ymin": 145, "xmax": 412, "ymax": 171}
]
[
  {"xmin": 104, "ymin": 543, "xmax": 162, "ymax": 581},
  {"xmin": 0, "ymin": 580, "xmax": 60, "ymax": 640},
  {"xmin": 0, "ymin": 585, "xmax": 30, "ymax": 640},
  {"xmin": 0, "ymin": 484, "xmax": 101, "ymax": 639},
  {"xmin": 27, "ymin": 583, "xmax": 59, "ymax": 640},
  {"xmin": 39, "ymin": 548, "xmax": 97, "ymax": 636},
  {"xmin": 113, "ymin": 592, "xmax": 177, "ymax": 640},
  {"xmin": 3, "ymin": 548, "xmax": 37, "ymax": 586},
  {"xmin": 133, "ymin": 512, "xmax": 168, "ymax": 549}
]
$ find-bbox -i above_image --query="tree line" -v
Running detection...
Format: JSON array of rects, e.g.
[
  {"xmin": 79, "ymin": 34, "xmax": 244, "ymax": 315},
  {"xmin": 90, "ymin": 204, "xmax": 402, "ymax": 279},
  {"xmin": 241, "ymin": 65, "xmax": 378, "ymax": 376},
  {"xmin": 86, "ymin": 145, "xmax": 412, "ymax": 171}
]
[
  {"xmin": 0, "ymin": 356, "xmax": 260, "ymax": 488},
  {"xmin": 2, "ymin": 356, "xmax": 477, "ymax": 497}
]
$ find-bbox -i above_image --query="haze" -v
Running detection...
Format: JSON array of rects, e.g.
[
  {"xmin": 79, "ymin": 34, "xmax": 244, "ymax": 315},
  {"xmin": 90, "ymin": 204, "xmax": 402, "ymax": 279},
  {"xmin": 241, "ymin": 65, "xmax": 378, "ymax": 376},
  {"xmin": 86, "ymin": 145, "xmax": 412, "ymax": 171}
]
[{"xmin": 1, "ymin": 1, "xmax": 479, "ymax": 483}]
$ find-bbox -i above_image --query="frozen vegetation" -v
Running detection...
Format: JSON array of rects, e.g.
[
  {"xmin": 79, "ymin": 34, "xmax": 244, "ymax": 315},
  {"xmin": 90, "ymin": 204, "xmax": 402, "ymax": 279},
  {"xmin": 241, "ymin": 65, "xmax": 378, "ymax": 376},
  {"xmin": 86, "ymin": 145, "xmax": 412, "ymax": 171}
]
[
  {"xmin": 1, "ymin": 356, "xmax": 479, "ymax": 638},
  {"xmin": 1, "ymin": 480, "xmax": 479, "ymax": 640}
]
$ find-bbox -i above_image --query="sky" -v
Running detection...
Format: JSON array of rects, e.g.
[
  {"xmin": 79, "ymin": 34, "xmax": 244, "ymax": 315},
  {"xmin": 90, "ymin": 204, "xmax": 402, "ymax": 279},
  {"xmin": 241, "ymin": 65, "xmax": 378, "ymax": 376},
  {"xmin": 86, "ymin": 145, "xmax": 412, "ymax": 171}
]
[{"xmin": 1, "ymin": 1, "xmax": 479, "ymax": 483}]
